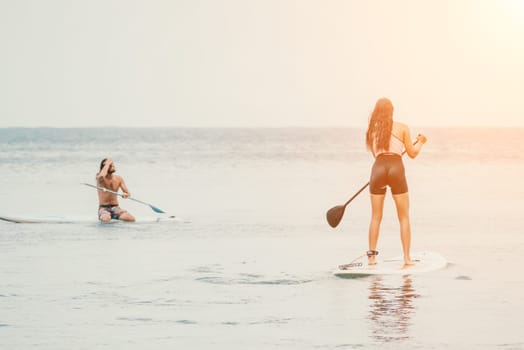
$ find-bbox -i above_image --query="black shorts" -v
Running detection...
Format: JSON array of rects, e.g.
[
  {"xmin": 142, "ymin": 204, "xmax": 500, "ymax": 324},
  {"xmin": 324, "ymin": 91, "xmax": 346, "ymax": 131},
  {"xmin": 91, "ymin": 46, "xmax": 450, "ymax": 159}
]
[{"xmin": 369, "ymin": 154, "xmax": 408, "ymax": 195}]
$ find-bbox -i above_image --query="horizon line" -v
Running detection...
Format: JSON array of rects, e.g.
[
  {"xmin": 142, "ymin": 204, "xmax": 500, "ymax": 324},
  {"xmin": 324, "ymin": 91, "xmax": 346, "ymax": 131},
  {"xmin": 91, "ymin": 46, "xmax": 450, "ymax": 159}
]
[{"xmin": 0, "ymin": 125, "xmax": 523, "ymax": 129}]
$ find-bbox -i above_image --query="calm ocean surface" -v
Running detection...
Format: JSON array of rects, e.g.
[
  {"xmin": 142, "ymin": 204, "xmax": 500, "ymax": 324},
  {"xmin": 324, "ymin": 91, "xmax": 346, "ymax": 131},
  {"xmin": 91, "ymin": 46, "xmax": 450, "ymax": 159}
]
[{"xmin": 1, "ymin": 127, "xmax": 523, "ymax": 349}]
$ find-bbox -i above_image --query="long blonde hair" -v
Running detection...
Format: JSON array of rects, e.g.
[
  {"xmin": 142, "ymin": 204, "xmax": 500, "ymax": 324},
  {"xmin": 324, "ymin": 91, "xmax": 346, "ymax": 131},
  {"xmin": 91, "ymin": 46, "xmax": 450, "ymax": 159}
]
[{"xmin": 366, "ymin": 98, "xmax": 393, "ymax": 152}]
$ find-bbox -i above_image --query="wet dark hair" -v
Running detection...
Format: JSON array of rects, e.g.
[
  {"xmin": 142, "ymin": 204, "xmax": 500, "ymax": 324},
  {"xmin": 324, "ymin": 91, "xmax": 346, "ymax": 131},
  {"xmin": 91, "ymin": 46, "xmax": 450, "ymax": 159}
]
[
  {"xmin": 366, "ymin": 98, "xmax": 394, "ymax": 152},
  {"xmin": 100, "ymin": 158, "xmax": 108, "ymax": 171}
]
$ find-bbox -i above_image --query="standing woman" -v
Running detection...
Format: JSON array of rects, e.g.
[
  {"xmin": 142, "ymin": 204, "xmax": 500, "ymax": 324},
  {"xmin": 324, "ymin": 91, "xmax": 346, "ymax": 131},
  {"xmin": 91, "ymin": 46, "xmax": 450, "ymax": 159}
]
[{"xmin": 365, "ymin": 98, "xmax": 427, "ymax": 267}]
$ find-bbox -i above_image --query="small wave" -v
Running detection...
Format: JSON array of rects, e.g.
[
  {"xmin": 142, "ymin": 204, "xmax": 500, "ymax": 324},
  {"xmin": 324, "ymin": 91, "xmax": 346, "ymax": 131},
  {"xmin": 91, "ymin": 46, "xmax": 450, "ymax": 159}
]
[
  {"xmin": 153, "ymin": 276, "xmax": 181, "ymax": 283},
  {"xmin": 0, "ymin": 294, "xmax": 18, "ymax": 298},
  {"xmin": 196, "ymin": 275, "xmax": 311, "ymax": 285},
  {"xmin": 85, "ymin": 281, "xmax": 112, "ymax": 286},
  {"xmin": 249, "ymin": 278, "xmax": 312, "ymax": 285},
  {"xmin": 497, "ymin": 343, "xmax": 524, "ymax": 350},
  {"xmin": 455, "ymin": 275, "xmax": 472, "ymax": 280},
  {"xmin": 238, "ymin": 273, "xmax": 263, "ymax": 278},
  {"xmin": 0, "ymin": 324, "xmax": 9, "ymax": 327},
  {"xmin": 117, "ymin": 317, "xmax": 197, "ymax": 325},
  {"xmin": 175, "ymin": 319, "xmax": 197, "ymax": 325},
  {"xmin": 207, "ymin": 298, "xmax": 256, "ymax": 305},
  {"xmin": 117, "ymin": 317, "xmax": 153, "ymax": 322},
  {"xmin": 249, "ymin": 317, "xmax": 292, "ymax": 325},
  {"xmin": 191, "ymin": 265, "xmax": 224, "ymax": 274}
]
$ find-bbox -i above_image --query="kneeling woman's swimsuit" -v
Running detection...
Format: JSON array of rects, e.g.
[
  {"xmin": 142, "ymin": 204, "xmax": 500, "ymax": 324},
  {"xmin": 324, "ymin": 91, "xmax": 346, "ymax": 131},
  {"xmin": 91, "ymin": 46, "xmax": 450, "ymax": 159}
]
[{"xmin": 369, "ymin": 134, "xmax": 408, "ymax": 195}]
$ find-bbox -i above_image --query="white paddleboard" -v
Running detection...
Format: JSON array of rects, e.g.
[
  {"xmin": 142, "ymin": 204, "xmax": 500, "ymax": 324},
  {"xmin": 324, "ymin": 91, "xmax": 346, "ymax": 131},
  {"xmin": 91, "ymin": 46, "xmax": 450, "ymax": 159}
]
[
  {"xmin": 0, "ymin": 215, "xmax": 183, "ymax": 224},
  {"xmin": 334, "ymin": 251, "xmax": 447, "ymax": 277}
]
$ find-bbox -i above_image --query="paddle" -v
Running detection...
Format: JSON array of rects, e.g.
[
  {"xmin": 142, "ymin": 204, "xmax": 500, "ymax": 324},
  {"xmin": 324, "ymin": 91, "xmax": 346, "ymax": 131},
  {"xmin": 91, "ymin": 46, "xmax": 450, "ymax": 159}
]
[
  {"xmin": 82, "ymin": 183, "xmax": 166, "ymax": 214},
  {"xmin": 326, "ymin": 139, "xmax": 419, "ymax": 228},
  {"xmin": 326, "ymin": 183, "xmax": 369, "ymax": 228}
]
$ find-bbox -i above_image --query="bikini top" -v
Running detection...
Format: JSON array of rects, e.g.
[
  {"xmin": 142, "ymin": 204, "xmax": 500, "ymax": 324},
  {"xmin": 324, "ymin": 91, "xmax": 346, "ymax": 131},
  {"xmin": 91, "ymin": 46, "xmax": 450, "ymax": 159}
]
[{"xmin": 374, "ymin": 133, "xmax": 404, "ymax": 156}]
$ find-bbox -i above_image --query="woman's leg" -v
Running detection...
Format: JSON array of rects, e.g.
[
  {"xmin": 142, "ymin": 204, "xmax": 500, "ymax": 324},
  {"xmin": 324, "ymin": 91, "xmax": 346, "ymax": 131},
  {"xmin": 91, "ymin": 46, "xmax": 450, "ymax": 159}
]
[
  {"xmin": 392, "ymin": 192, "xmax": 414, "ymax": 267},
  {"xmin": 368, "ymin": 193, "xmax": 386, "ymax": 265}
]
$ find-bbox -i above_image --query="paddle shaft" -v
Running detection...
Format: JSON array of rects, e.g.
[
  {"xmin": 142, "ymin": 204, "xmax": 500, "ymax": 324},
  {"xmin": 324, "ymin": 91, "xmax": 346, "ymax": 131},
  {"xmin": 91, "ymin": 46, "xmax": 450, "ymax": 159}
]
[
  {"xmin": 342, "ymin": 182, "xmax": 369, "ymax": 207},
  {"xmin": 82, "ymin": 183, "xmax": 165, "ymax": 213},
  {"xmin": 341, "ymin": 139, "xmax": 419, "ymax": 208},
  {"xmin": 83, "ymin": 182, "xmax": 138, "ymax": 201}
]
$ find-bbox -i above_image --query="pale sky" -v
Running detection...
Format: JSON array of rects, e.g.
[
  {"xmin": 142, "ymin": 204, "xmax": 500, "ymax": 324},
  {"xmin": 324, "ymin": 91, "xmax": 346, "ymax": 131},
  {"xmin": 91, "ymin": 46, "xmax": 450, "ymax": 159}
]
[{"xmin": 1, "ymin": 0, "xmax": 523, "ymax": 128}]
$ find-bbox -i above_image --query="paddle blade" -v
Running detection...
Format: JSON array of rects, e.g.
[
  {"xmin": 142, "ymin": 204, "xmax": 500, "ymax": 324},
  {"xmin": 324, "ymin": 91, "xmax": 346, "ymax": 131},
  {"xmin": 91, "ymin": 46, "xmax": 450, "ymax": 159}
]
[
  {"xmin": 326, "ymin": 205, "xmax": 346, "ymax": 228},
  {"xmin": 150, "ymin": 205, "xmax": 165, "ymax": 214}
]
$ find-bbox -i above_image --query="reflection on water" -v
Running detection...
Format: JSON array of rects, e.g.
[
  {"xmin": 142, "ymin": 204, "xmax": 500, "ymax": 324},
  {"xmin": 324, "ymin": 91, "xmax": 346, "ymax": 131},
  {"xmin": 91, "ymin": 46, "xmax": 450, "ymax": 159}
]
[{"xmin": 368, "ymin": 275, "xmax": 419, "ymax": 342}]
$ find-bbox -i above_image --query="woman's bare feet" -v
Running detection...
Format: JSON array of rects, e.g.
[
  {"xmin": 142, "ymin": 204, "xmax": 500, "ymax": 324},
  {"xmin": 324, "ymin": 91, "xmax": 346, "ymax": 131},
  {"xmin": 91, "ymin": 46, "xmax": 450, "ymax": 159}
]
[{"xmin": 402, "ymin": 259, "xmax": 415, "ymax": 269}]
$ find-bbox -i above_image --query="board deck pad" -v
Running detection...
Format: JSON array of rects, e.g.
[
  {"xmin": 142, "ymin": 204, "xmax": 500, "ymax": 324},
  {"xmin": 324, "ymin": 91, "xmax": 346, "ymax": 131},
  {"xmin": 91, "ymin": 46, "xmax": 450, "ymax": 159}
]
[{"xmin": 334, "ymin": 251, "xmax": 447, "ymax": 277}]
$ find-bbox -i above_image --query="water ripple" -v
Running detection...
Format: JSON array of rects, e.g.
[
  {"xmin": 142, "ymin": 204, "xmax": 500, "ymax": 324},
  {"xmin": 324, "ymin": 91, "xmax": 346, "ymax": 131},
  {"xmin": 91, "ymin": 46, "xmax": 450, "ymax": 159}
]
[{"xmin": 196, "ymin": 274, "xmax": 311, "ymax": 285}]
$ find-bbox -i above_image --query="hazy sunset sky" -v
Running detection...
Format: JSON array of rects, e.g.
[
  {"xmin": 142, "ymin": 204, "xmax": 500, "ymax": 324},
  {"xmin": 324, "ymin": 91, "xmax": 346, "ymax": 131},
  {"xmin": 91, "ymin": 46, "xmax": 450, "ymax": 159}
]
[{"xmin": 1, "ymin": 0, "xmax": 523, "ymax": 128}]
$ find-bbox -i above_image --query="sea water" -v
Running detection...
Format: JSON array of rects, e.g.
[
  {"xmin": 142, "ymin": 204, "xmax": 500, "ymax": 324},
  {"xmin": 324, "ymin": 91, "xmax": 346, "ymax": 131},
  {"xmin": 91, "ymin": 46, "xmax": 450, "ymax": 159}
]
[{"xmin": 0, "ymin": 128, "xmax": 523, "ymax": 349}]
